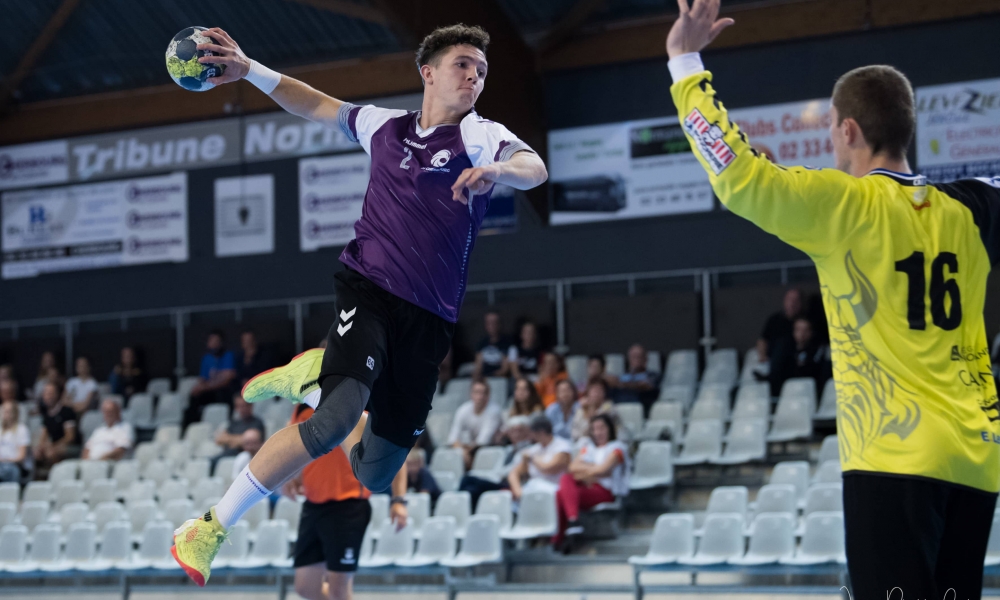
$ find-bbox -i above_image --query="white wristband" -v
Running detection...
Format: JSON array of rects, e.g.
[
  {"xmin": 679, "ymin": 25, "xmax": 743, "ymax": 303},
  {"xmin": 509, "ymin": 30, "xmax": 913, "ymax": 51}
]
[
  {"xmin": 667, "ymin": 52, "xmax": 705, "ymax": 83},
  {"xmin": 244, "ymin": 59, "xmax": 281, "ymax": 94}
]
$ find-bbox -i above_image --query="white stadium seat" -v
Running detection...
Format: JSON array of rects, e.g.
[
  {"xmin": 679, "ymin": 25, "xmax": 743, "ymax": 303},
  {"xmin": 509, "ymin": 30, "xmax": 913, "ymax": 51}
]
[{"xmin": 628, "ymin": 513, "xmax": 695, "ymax": 565}]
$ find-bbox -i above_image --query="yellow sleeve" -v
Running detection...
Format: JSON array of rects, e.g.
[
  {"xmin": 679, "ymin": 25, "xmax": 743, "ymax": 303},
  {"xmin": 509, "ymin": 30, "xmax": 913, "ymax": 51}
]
[{"xmin": 671, "ymin": 71, "xmax": 868, "ymax": 259}]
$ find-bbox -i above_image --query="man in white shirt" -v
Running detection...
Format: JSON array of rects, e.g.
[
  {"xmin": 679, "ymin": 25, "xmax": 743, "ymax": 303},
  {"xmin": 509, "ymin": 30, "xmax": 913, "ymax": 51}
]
[
  {"xmin": 64, "ymin": 356, "xmax": 100, "ymax": 415},
  {"xmin": 507, "ymin": 415, "xmax": 573, "ymax": 500},
  {"xmin": 447, "ymin": 380, "xmax": 502, "ymax": 469},
  {"xmin": 82, "ymin": 397, "xmax": 134, "ymax": 461},
  {"xmin": 231, "ymin": 428, "xmax": 264, "ymax": 481}
]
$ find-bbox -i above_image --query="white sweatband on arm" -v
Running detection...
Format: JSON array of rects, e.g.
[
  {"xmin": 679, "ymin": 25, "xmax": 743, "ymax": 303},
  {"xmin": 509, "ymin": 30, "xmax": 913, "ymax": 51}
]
[
  {"xmin": 244, "ymin": 59, "xmax": 282, "ymax": 94},
  {"xmin": 668, "ymin": 52, "xmax": 705, "ymax": 83}
]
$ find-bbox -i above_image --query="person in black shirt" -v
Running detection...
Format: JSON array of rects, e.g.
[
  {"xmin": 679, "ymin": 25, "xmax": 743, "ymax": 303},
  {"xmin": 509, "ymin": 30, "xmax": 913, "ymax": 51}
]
[
  {"xmin": 473, "ymin": 310, "xmax": 512, "ymax": 379},
  {"xmin": 767, "ymin": 318, "xmax": 831, "ymax": 397},
  {"xmin": 757, "ymin": 288, "xmax": 803, "ymax": 364},
  {"xmin": 405, "ymin": 448, "xmax": 442, "ymax": 504},
  {"xmin": 34, "ymin": 381, "xmax": 78, "ymax": 472},
  {"xmin": 108, "ymin": 346, "xmax": 146, "ymax": 402},
  {"xmin": 234, "ymin": 330, "xmax": 273, "ymax": 388},
  {"xmin": 214, "ymin": 394, "xmax": 266, "ymax": 459},
  {"xmin": 509, "ymin": 321, "xmax": 543, "ymax": 379}
]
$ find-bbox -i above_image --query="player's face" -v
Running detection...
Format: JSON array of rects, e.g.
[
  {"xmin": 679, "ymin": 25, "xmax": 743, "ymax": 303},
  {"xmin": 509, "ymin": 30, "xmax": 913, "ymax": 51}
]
[
  {"xmin": 427, "ymin": 45, "xmax": 487, "ymax": 111},
  {"xmin": 829, "ymin": 105, "xmax": 851, "ymax": 173}
]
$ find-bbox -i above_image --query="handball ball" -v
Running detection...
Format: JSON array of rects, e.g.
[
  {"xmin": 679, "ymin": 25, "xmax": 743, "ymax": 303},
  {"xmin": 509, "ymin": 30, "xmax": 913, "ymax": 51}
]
[{"xmin": 165, "ymin": 26, "xmax": 226, "ymax": 92}]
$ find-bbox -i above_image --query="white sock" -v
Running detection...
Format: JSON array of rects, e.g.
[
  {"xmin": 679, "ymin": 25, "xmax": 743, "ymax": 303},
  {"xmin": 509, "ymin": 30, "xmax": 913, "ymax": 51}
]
[
  {"xmin": 214, "ymin": 465, "xmax": 271, "ymax": 529},
  {"xmin": 303, "ymin": 388, "xmax": 322, "ymax": 409}
]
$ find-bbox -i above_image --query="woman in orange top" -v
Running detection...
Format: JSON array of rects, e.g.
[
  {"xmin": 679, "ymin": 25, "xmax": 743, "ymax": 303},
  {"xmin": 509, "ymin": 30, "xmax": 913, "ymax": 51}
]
[
  {"xmin": 283, "ymin": 405, "xmax": 408, "ymax": 600},
  {"xmin": 535, "ymin": 353, "xmax": 569, "ymax": 408}
]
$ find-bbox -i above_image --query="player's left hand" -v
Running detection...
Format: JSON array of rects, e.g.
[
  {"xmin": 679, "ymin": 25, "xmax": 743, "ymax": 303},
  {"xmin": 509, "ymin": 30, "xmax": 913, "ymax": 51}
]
[
  {"xmin": 451, "ymin": 166, "xmax": 497, "ymax": 204},
  {"xmin": 196, "ymin": 27, "xmax": 251, "ymax": 84},
  {"xmin": 390, "ymin": 503, "xmax": 408, "ymax": 531},
  {"xmin": 666, "ymin": 0, "xmax": 734, "ymax": 59}
]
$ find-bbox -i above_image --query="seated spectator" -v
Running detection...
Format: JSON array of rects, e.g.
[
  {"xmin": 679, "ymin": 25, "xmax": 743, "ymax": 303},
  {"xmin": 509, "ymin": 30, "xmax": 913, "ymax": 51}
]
[
  {"xmin": 447, "ymin": 380, "xmax": 502, "ymax": 470},
  {"xmin": 509, "ymin": 322, "xmax": 543, "ymax": 379},
  {"xmin": 461, "ymin": 415, "xmax": 532, "ymax": 509},
  {"xmin": 766, "ymin": 317, "xmax": 832, "ymax": 397},
  {"xmin": 473, "ymin": 311, "xmax": 513, "ymax": 379},
  {"xmin": 0, "ymin": 365, "xmax": 14, "ymax": 384},
  {"xmin": 757, "ymin": 288, "xmax": 803, "ymax": 364},
  {"xmin": 0, "ymin": 379, "xmax": 20, "ymax": 404},
  {"xmin": 34, "ymin": 382, "xmax": 78, "ymax": 472},
  {"xmin": 231, "ymin": 428, "xmax": 264, "ymax": 480},
  {"xmin": 536, "ymin": 353, "xmax": 569, "ymax": 408},
  {"xmin": 0, "ymin": 402, "xmax": 30, "ymax": 483},
  {"xmin": 215, "ymin": 394, "xmax": 266, "ymax": 458},
  {"xmin": 82, "ymin": 397, "xmax": 134, "ymax": 461},
  {"xmin": 108, "ymin": 346, "xmax": 145, "ymax": 401},
  {"xmin": 613, "ymin": 344, "xmax": 661, "ymax": 413},
  {"xmin": 507, "ymin": 415, "xmax": 573, "ymax": 501},
  {"xmin": 405, "ymin": 448, "xmax": 442, "ymax": 504},
  {"xmin": 186, "ymin": 330, "xmax": 237, "ymax": 425},
  {"xmin": 553, "ymin": 414, "xmax": 629, "ymax": 551},
  {"xmin": 570, "ymin": 379, "xmax": 617, "ymax": 442},
  {"xmin": 505, "ymin": 378, "xmax": 544, "ymax": 420},
  {"xmin": 545, "ymin": 379, "xmax": 579, "ymax": 440},
  {"xmin": 31, "ymin": 351, "xmax": 59, "ymax": 400},
  {"xmin": 234, "ymin": 330, "xmax": 273, "ymax": 388},
  {"xmin": 578, "ymin": 354, "xmax": 618, "ymax": 395},
  {"xmin": 64, "ymin": 356, "xmax": 100, "ymax": 414}
]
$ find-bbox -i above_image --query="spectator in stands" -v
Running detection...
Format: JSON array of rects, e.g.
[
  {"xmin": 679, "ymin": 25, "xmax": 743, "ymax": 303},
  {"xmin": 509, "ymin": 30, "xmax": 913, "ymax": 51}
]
[
  {"xmin": 473, "ymin": 311, "xmax": 512, "ymax": 379},
  {"xmin": 509, "ymin": 321, "xmax": 543, "ymax": 379},
  {"xmin": 31, "ymin": 351, "xmax": 59, "ymax": 400},
  {"xmin": 505, "ymin": 378, "xmax": 544, "ymax": 420},
  {"xmin": 579, "ymin": 354, "xmax": 618, "ymax": 395},
  {"xmin": 536, "ymin": 353, "xmax": 569, "ymax": 408},
  {"xmin": 33, "ymin": 381, "xmax": 78, "ymax": 472},
  {"xmin": 108, "ymin": 346, "xmax": 145, "ymax": 401},
  {"xmin": 215, "ymin": 393, "xmax": 266, "ymax": 458},
  {"xmin": 186, "ymin": 330, "xmax": 237, "ymax": 424},
  {"xmin": 757, "ymin": 288, "xmax": 803, "ymax": 363},
  {"xmin": 0, "ymin": 402, "xmax": 30, "ymax": 483},
  {"xmin": 767, "ymin": 317, "xmax": 833, "ymax": 396},
  {"xmin": 553, "ymin": 414, "xmax": 629, "ymax": 551},
  {"xmin": 0, "ymin": 379, "xmax": 20, "ymax": 404},
  {"xmin": 231, "ymin": 428, "xmax": 264, "ymax": 480},
  {"xmin": 614, "ymin": 344, "xmax": 660, "ymax": 413},
  {"xmin": 508, "ymin": 415, "xmax": 573, "ymax": 501},
  {"xmin": 447, "ymin": 380, "xmax": 502, "ymax": 470},
  {"xmin": 234, "ymin": 330, "xmax": 273, "ymax": 388},
  {"xmin": 64, "ymin": 356, "xmax": 100, "ymax": 415},
  {"xmin": 461, "ymin": 415, "xmax": 532, "ymax": 509},
  {"xmin": 570, "ymin": 379, "xmax": 617, "ymax": 442},
  {"xmin": 545, "ymin": 379, "xmax": 579, "ymax": 440},
  {"xmin": 405, "ymin": 448, "xmax": 442, "ymax": 503},
  {"xmin": 81, "ymin": 397, "xmax": 134, "ymax": 461},
  {"xmin": 0, "ymin": 364, "xmax": 14, "ymax": 385}
]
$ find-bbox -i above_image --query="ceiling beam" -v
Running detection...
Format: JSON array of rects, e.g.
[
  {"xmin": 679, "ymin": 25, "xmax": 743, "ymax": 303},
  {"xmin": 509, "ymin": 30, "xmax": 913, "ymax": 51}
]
[
  {"xmin": 535, "ymin": 0, "xmax": 607, "ymax": 56},
  {"xmin": 282, "ymin": 0, "xmax": 388, "ymax": 26},
  {"xmin": 0, "ymin": 52, "xmax": 422, "ymax": 145},
  {"xmin": 0, "ymin": 0, "xmax": 82, "ymax": 115}
]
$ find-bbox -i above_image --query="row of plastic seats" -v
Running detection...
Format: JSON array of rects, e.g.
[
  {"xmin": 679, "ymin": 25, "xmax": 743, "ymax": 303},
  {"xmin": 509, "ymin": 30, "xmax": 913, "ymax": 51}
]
[
  {"xmin": 695, "ymin": 484, "xmax": 844, "ymax": 537},
  {"xmin": 629, "ymin": 511, "xmax": 846, "ymax": 566},
  {"xmin": 360, "ymin": 514, "xmax": 502, "ymax": 568},
  {"xmin": 425, "ymin": 446, "xmax": 509, "ymax": 490}
]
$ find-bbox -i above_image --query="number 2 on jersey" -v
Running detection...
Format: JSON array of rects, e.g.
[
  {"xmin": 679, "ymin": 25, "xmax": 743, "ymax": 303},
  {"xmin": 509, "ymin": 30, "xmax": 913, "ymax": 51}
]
[{"xmin": 894, "ymin": 251, "xmax": 962, "ymax": 331}]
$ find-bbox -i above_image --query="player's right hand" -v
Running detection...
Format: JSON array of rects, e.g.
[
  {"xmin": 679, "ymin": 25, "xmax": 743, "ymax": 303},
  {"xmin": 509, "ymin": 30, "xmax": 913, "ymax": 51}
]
[{"xmin": 197, "ymin": 27, "xmax": 251, "ymax": 84}]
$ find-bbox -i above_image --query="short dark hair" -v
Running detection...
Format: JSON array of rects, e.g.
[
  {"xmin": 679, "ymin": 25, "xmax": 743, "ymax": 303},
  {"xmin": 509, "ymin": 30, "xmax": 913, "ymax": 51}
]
[
  {"xmin": 472, "ymin": 379, "xmax": 491, "ymax": 392},
  {"xmin": 529, "ymin": 415, "xmax": 553, "ymax": 435},
  {"xmin": 209, "ymin": 329, "xmax": 225, "ymax": 341},
  {"xmin": 588, "ymin": 354, "xmax": 605, "ymax": 368},
  {"xmin": 831, "ymin": 65, "xmax": 915, "ymax": 160},
  {"xmin": 415, "ymin": 24, "xmax": 490, "ymax": 69},
  {"xmin": 587, "ymin": 378, "xmax": 609, "ymax": 397}
]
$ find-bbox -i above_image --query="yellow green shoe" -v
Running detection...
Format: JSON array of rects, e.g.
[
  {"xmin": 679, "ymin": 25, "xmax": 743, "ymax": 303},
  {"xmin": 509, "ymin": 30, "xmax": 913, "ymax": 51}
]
[
  {"xmin": 171, "ymin": 506, "xmax": 228, "ymax": 587},
  {"xmin": 241, "ymin": 348, "xmax": 324, "ymax": 404}
]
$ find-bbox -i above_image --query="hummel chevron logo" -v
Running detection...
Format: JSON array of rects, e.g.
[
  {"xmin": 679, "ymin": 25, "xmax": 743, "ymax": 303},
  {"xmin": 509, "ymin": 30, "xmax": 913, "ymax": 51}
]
[{"xmin": 338, "ymin": 306, "xmax": 356, "ymax": 337}]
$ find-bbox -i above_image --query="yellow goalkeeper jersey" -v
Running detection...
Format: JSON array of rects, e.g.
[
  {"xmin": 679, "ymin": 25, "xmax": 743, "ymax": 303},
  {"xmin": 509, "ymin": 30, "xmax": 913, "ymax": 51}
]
[{"xmin": 672, "ymin": 70, "xmax": 1000, "ymax": 492}]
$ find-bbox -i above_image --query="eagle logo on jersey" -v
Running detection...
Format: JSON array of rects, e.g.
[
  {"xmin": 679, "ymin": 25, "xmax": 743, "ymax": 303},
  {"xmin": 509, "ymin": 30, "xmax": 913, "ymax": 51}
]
[{"xmin": 828, "ymin": 251, "xmax": 921, "ymax": 466}]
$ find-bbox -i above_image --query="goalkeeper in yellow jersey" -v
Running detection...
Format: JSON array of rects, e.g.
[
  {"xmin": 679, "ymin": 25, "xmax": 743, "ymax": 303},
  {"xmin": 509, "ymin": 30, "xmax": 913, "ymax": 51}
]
[{"xmin": 668, "ymin": 1, "xmax": 1000, "ymax": 597}]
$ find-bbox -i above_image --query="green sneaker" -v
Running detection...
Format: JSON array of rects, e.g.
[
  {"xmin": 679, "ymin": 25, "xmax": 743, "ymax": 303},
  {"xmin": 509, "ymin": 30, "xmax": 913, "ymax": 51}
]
[
  {"xmin": 171, "ymin": 506, "xmax": 228, "ymax": 587},
  {"xmin": 241, "ymin": 348, "xmax": 324, "ymax": 404}
]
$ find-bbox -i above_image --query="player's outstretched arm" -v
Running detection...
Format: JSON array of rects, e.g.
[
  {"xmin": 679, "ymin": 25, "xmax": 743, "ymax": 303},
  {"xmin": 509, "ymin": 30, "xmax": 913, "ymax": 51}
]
[
  {"xmin": 197, "ymin": 27, "xmax": 343, "ymax": 126},
  {"xmin": 450, "ymin": 150, "xmax": 548, "ymax": 204}
]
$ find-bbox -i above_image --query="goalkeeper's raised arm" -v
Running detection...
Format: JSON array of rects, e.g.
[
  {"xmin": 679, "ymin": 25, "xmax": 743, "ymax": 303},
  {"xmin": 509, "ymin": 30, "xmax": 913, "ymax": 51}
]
[{"xmin": 196, "ymin": 27, "xmax": 343, "ymax": 126}]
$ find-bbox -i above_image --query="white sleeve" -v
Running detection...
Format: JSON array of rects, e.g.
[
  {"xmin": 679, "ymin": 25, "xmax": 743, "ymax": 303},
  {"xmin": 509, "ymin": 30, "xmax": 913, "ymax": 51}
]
[
  {"xmin": 337, "ymin": 103, "xmax": 409, "ymax": 155},
  {"xmin": 460, "ymin": 116, "xmax": 535, "ymax": 169},
  {"xmin": 16, "ymin": 424, "xmax": 29, "ymax": 447},
  {"xmin": 507, "ymin": 345, "xmax": 519, "ymax": 362},
  {"xmin": 446, "ymin": 403, "xmax": 468, "ymax": 445},
  {"xmin": 476, "ymin": 406, "xmax": 502, "ymax": 446}
]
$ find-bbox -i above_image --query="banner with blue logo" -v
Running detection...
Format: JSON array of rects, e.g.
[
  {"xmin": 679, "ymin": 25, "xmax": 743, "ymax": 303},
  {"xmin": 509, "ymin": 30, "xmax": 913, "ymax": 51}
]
[
  {"xmin": 1, "ymin": 172, "xmax": 188, "ymax": 279},
  {"xmin": 916, "ymin": 77, "xmax": 1000, "ymax": 183}
]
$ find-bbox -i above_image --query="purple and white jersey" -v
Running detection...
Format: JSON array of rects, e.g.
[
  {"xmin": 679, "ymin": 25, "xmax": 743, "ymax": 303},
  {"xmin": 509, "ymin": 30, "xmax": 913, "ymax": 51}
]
[{"xmin": 336, "ymin": 103, "xmax": 533, "ymax": 323}]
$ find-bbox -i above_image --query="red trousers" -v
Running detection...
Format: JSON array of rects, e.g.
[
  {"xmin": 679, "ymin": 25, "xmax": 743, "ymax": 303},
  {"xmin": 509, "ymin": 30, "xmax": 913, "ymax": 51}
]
[{"xmin": 553, "ymin": 472, "xmax": 614, "ymax": 545}]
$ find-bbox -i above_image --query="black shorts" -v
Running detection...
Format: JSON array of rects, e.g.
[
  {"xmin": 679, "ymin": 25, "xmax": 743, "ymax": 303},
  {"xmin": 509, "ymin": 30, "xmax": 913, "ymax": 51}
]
[
  {"xmin": 320, "ymin": 267, "xmax": 455, "ymax": 448},
  {"xmin": 843, "ymin": 471, "xmax": 997, "ymax": 600},
  {"xmin": 293, "ymin": 497, "xmax": 372, "ymax": 572}
]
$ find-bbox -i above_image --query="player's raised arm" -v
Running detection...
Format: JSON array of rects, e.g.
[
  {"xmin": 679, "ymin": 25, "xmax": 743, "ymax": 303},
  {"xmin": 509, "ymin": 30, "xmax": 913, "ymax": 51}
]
[
  {"xmin": 666, "ymin": 0, "xmax": 866, "ymax": 259},
  {"xmin": 197, "ymin": 27, "xmax": 343, "ymax": 126}
]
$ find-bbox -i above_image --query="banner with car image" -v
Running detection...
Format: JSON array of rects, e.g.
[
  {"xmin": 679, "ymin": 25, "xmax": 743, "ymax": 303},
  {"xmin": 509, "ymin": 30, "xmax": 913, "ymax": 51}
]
[{"xmin": 1, "ymin": 172, "xmax": 188, "ymax": 279}]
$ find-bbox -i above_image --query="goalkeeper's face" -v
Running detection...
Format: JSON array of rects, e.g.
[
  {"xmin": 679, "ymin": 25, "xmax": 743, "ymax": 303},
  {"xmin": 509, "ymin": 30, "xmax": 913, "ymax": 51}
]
[{"xmin": 421, "ymin": 44, "xmax": 487, "ymax": 113}]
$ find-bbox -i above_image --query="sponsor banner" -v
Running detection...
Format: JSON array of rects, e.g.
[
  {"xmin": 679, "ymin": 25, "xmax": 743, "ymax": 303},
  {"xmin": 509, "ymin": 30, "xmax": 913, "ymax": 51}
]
[
  {"xmin": 0, "ymin": 140, "xmax": 69, "ymax": 191},
  {"xmin": 480, "ymin": 183, "xmax": 517, "ymax": 235},
  {"xmin": 548, "ymin": 97, "xmax": 833, "ymax": 225},
  {"xmin": 299, "ymin": 153, "xmax": 370, "ymax": 251},
  {"xmin": 1, "ymin": 172, "xmax": 188, "ymax": 279},
  {"xmin": 916, "ymin": 78, "xmax": 1000, "ymax": 182},
  {"xmin": 214, "ymin": 174, "xmax": 274, "ymax": 257}
]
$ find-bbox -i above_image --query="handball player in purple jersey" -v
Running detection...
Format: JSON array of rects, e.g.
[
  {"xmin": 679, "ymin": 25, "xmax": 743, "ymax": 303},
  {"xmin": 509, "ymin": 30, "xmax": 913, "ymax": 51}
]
[{"xmin": 170, "ymin": 24, "xmax": 547, "ymax": 585}]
